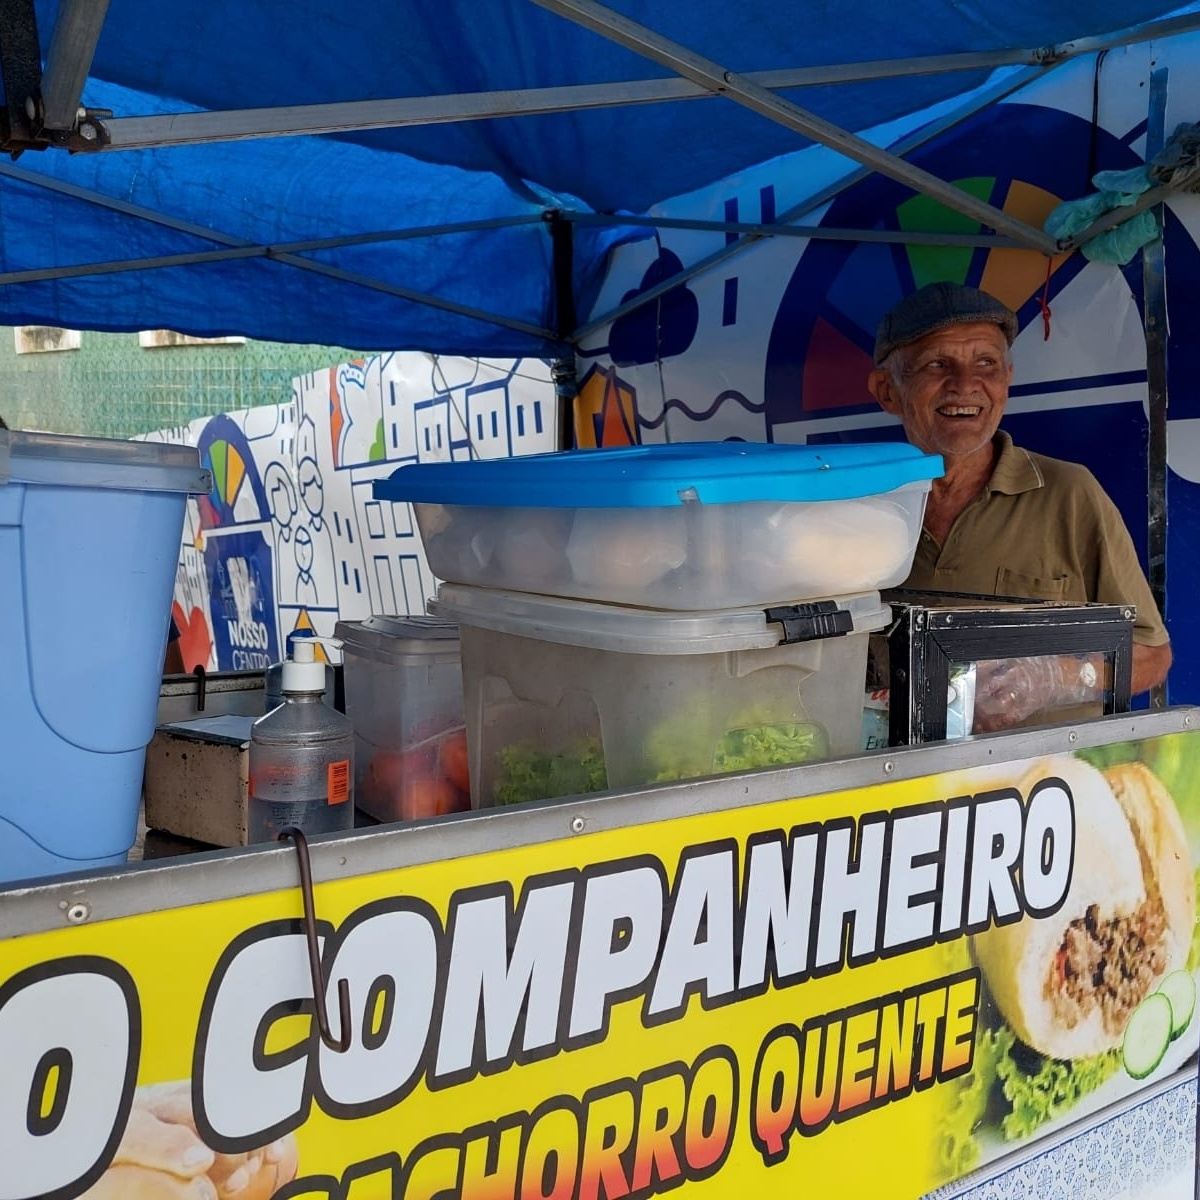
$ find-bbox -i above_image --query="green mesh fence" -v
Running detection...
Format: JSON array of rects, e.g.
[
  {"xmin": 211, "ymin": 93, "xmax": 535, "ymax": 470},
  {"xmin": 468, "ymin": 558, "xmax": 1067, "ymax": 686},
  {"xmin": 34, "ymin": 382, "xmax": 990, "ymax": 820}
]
[{"xmin": 0, "ymin": 328, "xmax": 367, "ymax": 438}]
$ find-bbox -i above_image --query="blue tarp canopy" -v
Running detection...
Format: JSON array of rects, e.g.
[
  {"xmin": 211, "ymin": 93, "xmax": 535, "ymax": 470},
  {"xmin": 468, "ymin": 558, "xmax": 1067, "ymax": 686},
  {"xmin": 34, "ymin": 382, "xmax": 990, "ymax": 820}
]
[{"xmin": 2, "ymin": 0, "xmax": 1195, "ymax": 355}]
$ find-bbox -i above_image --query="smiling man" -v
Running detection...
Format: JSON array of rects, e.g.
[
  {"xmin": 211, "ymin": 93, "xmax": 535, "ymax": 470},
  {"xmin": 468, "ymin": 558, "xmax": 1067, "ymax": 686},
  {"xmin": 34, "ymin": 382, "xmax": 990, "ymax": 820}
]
[{"xmin": 866, "ymin": 281, "xmax": 1171, "ymax": 705}]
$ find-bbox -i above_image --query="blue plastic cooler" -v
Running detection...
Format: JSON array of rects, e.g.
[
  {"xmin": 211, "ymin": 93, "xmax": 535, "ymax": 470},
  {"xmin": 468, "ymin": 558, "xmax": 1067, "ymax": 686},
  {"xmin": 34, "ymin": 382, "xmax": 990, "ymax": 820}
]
[
  {"xmin": 0, "ymin": 430, "xmax": 210, "ymax": 883},
  {"xmin": 376, "ymin": 441, "xmax": 944, "ymax": 609}
]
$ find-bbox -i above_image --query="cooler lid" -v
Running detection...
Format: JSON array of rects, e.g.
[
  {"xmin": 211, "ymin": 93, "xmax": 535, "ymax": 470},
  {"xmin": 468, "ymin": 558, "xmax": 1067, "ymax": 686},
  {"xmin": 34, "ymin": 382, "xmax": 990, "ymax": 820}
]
[
  {"xmin": 431, "ymin": 584, "xmax": 890, "ymax": 655},
  {"xmin": 335, "ymin": 615, "xmax": 460, "ymax": 662},
  {"xmin": 374, "ymin": 441, "xmax": 943, "ymax": 508},
  {"xmin": 0, "ymin": 429, "xmax": 211, "ymax": 494}
]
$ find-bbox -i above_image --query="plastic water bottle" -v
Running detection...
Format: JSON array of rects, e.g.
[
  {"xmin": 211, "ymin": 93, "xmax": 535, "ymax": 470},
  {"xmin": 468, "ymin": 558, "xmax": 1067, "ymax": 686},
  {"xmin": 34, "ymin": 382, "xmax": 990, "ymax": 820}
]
[{"xmin": 248, "ymin": 639, "xmax": 355, "ymax": 843}]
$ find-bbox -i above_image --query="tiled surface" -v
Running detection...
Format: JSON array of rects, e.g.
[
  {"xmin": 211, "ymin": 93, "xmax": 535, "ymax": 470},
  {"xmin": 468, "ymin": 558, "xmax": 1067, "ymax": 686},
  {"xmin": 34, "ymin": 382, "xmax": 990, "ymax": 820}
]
[
  {"xmin": 929, "ymin": 1076, "xmax": 1197, "ymax": 1200},
  {"xmin": 0, "ymin": 327, "xmax": 365, "ymax": 438}
]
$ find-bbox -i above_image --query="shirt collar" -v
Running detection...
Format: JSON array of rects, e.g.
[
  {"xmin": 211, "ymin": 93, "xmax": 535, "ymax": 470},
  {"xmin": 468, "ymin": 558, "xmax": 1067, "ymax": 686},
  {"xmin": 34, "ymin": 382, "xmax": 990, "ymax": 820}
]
[{"xmin": 986, "ymin": 429, "xmax": 1043, "ymax": 496}]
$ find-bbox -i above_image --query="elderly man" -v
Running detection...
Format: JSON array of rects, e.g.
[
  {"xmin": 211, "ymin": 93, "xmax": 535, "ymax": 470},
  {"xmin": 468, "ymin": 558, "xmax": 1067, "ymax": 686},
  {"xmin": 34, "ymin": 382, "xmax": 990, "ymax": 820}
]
[{"xmin": 866, "ymin": 281, "xmax": 1171, "ymax": 711}]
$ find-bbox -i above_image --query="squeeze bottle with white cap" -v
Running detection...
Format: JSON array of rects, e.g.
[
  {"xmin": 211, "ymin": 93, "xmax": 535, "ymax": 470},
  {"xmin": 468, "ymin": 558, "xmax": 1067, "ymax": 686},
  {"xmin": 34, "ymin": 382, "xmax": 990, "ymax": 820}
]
[{"xmin": 248, "ymin": 638, "xmax": 355, "ymax": 843}]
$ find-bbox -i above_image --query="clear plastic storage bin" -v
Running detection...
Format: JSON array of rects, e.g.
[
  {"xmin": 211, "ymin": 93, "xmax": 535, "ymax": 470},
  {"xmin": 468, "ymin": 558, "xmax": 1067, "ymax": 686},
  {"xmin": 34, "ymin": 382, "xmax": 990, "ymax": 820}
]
[
  {"xmin": 335, "ymin": 616, "xmax": 470, "ymax": 823},
  {"xmin": 0, "ymin": 429, "xmax": 209, "ymax": 883},
  {"xmin": 376, "ymin": 441, "xmax": 942, "ymax": 610},
  {"xmin": 430, "ymin": 584, "xmax": 891, "ymax": 808}
]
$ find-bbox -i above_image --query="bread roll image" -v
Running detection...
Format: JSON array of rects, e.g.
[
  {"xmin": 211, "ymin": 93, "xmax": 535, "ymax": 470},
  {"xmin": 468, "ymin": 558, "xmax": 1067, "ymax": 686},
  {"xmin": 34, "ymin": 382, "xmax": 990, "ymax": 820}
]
[
  {"xmin": 566, "ymin": 507, "xmax": 687, "ymax": 591},
  {"xmin": 971, "ymin": 754, "xmax": 1191, "ymax": 1060},
  {"xmin": 738, "ymin": 497, "xmax": 914, "ymax": 599},
  {"xmin": 1103, "ymin": 761, "xmax": 1195, "ymax": 979}
]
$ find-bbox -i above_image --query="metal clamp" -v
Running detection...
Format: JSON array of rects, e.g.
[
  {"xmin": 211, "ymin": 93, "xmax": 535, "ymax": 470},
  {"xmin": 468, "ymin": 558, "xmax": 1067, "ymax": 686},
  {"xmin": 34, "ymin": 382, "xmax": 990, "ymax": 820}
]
[
  {"xmin": 278, "ymin": 826, "xmax": 352, "ymax": 1053},
  {"xmin": 764, "ymin": 601, "xmax": 854, "ymax": 644}
]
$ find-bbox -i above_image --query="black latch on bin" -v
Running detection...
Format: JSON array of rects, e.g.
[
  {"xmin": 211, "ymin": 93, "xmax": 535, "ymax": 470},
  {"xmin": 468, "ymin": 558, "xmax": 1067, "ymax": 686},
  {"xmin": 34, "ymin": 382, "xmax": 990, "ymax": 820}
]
[{"xmin": 765, "ymin": 602, "xmax": 854, "ymax": 644}]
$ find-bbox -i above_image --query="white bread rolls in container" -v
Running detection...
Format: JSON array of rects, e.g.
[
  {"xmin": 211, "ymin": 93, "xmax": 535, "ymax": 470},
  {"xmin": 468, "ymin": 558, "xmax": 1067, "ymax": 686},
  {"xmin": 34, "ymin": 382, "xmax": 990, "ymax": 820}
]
[{"xmin": 377, "ymin": 441, "xmax": 943, "ymax": 608}]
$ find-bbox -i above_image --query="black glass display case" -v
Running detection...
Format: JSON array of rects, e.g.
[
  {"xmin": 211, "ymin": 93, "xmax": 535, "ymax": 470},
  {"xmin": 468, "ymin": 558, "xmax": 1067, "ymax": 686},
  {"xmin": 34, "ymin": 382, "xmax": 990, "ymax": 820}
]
[{"xmin": 876, "ymin": 590, "xmax": 1135, "ymax": 746}]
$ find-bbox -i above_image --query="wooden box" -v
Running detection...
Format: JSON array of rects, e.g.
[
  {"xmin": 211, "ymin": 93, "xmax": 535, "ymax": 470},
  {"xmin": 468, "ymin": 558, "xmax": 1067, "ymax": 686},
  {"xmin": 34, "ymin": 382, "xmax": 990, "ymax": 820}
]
[{"xmin": 143, "ymin": 715, "xmax": 255, "ymax": 847}]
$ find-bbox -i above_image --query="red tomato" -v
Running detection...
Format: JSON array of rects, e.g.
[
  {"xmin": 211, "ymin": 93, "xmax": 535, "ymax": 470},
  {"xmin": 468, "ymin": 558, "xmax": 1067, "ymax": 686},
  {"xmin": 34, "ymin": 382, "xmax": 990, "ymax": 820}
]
[
  {"xmin": 401, "ymin": 742, "xmax": 439, "ymax": 779},
  {"xmin": 399, "ymin": 777, "xmax": 461, "ymax": 820},
  {"xmin": 367, "ymin": 751, "xmax": 407, "ymax": 794},
  {"xmin": 358, "ymin": 768, "xmax": 386, "ymax": 809},
  {"xmin": 369, "ymin": 745, "xmax": 438, "ymax": 785},
  {"xmin": 442, "ymin": 785, "xmax": 471, "ymax": 816},
  {"xmin": 437, "ymin": 730, "xmax": 471, "ymax": 794}
]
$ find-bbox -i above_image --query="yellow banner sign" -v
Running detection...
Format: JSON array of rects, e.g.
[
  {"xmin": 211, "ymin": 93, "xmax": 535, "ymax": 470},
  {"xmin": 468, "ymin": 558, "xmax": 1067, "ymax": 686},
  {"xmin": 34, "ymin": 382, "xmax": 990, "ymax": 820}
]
[{"xmin": 2, "ymin": 736, "xmax": 1198, "ymax": 1200}]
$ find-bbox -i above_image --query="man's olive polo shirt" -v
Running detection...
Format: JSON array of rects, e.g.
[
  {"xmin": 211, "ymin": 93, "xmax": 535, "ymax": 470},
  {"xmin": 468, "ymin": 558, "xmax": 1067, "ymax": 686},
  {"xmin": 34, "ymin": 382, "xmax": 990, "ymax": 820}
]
[{"xmin": 902, "ymin": 431, "xmax": 1169, "ymax": 646}]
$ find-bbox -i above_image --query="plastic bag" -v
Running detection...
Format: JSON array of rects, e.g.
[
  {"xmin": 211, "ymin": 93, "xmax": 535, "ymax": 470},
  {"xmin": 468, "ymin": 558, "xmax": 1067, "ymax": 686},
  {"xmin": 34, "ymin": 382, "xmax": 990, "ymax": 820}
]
[{"xmin": 972, "ymin": 654, "xmax": 1103, "ymax": 733}]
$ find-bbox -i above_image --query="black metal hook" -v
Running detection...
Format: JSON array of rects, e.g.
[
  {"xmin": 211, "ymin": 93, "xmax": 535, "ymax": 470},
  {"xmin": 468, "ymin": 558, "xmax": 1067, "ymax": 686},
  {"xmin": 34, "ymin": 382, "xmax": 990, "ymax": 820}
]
[{"xmin": 277, "ymin": 826, "xmax": 352, "ymax": 1053}]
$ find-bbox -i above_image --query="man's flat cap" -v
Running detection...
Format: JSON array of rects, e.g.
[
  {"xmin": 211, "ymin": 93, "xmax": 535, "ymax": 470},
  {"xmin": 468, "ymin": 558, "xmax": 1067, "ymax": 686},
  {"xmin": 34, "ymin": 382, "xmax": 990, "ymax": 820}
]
[{"xmin": 873, "ymin": 282, "xmax": 1018, "ymax": 364}]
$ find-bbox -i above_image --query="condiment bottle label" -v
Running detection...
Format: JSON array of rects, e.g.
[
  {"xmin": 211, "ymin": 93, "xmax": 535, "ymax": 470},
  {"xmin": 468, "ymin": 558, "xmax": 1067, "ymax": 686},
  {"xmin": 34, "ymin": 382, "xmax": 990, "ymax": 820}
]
[{"xmin": 327, "ymin": 760, "xmax": 351, "ymax": 805}]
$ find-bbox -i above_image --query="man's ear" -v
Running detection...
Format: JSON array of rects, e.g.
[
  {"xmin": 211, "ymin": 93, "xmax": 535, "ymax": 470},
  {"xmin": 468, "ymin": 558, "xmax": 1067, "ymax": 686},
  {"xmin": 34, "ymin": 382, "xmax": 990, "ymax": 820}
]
[{"xmin": 867, "ymin": 367, "xmax": 899, "ymax": 414}]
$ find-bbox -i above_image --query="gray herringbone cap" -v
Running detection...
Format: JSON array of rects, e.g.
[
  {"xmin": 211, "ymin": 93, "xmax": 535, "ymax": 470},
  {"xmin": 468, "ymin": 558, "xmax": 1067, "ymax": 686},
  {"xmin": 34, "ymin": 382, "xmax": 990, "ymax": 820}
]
[{"xmin": 873, "ymin": 282, "xmax": 1018, "ymax": 365}]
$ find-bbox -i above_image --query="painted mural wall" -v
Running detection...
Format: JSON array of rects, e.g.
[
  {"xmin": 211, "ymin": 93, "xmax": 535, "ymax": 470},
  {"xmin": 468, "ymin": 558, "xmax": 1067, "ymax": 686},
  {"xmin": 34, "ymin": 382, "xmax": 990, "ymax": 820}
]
[
  {"xmin": 574, "ymin": 35, "xmax": 1200, "ymax": 701},
  {"xmin": 141, "ymin": 354, "xmax": 557, "ymax": 672}
]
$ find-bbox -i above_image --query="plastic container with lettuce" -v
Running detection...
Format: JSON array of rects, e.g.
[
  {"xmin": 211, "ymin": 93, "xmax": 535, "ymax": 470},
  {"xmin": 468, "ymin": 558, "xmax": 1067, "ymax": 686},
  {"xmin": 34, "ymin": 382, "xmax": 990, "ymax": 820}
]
[{"xmin": 493, "ymin": 716, "xmax": 828, "ymax": 806}]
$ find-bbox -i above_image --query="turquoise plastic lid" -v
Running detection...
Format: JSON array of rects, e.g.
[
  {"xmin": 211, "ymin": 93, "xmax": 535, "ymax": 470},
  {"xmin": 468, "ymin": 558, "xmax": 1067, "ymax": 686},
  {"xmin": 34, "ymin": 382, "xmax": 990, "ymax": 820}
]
[{"xmin": 374, "ymin": 441, "xmax": 943, "ymax": 508}]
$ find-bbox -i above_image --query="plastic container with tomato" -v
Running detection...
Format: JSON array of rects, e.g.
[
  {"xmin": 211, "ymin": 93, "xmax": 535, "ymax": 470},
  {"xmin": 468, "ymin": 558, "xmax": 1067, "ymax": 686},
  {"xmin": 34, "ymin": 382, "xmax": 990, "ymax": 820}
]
[{"xmin": 336, "ymin": 616, "xmax": 471, "ymax": 822}]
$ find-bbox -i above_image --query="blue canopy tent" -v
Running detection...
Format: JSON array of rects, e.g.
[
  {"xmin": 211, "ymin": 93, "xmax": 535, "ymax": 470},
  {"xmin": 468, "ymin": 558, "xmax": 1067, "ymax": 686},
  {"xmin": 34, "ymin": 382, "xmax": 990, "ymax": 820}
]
[
  {"xmin": 2, "ymin": 0, "xmax": 1196, "ymax": 358},
  {"xmin": 6, "ymin": 0, "xmax": 1199, "ymax": 704}
]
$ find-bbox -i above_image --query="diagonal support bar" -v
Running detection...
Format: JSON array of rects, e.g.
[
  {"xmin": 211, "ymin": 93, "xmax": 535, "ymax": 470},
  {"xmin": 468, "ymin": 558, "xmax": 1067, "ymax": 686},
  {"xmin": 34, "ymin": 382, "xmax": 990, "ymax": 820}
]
[
  {"xmin": 529, "ymin": 0, "xmax": 1059, "ymax": 254},
  {"xmin": 0, "ymin": 164, "xmax": 557, "ymax": 341}
]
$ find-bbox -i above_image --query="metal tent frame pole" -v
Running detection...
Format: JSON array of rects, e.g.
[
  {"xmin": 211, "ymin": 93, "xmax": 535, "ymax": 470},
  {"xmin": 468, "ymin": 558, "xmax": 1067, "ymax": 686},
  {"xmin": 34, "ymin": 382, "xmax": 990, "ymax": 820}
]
[
  {"xmin": 568, "ymin": 212, "xmax": 1029, "ymax": 247},
  {"xmin": 39, "ymin": 0, "xmax": 109, "ymax": 132},
  {"xmin": 1143, "ymin": 67, "xmax": 1170, "ymax": 712},
  {"xmin": 7, "ymin": 0, "xmax": 1193, "ymax": 345},
  {"xmin": 61, "ymin": 11, "xmax": 1200, "ymax": 152},
  {"xmin": 528, "ymin": 0, "xmax": 1059, "ymax": 253}
]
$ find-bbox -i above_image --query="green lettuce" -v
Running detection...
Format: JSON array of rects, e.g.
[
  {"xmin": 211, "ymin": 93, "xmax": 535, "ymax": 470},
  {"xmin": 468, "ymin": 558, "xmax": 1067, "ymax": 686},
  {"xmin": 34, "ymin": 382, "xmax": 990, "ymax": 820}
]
[
  {"xmin": 493, "ymin": 738, "xmax": 608, "ymax": 806},
  {"xmin": 936, "ymin": 1024, "xmax": 1121, "ymax": 1180},
  {"xmin": 650, "ymin": 721, "xmax": 827, "ymax": 783},
  {"xmin": 937, "ymin": 1025, "xmax": 1007, "ymax": 1177},
  {"xmin": 994, "ymin": 1032, "xmax": 1120, "ymax": 1141},
  {"xmin": 713, "ymin": 723, "xmax": 827, "ymax": 772},
  {"xmin": 493, "ymin": 718, "xmax": 828, "ymax": 804}
]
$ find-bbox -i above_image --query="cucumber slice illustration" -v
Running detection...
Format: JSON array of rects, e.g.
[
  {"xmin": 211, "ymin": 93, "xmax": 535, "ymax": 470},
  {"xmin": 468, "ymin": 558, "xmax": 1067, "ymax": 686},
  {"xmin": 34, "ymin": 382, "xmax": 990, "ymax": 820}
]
[
  {"xmin": 1123, "ymin": 993, "xmax": 1173, "ymax": 1080},
  {"xmin": 1157, "ymin": 970, "xmax": 1197, "ymax": 1040}
]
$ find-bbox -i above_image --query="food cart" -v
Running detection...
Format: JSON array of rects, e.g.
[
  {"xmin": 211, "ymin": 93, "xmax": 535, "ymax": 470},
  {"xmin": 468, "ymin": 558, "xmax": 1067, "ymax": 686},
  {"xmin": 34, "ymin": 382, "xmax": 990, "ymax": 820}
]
[
  {"xmin": 6, "ymin": 712, "xmax": 1200, "ymax": 1200},
  {"xmin": 3, "ymin": 4, "xmax": 1200, "ymax": 1199}
]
